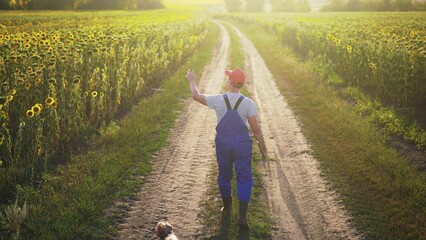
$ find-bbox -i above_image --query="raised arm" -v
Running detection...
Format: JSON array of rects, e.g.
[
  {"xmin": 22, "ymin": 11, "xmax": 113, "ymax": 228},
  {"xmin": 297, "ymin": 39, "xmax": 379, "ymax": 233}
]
[
  {"xmin": 186, "ymin": 69, "xmax": 207, "ymax": 106},
  {"xmin": 248, "ymin": 115, "xmax": 268, "ymax": 159}
]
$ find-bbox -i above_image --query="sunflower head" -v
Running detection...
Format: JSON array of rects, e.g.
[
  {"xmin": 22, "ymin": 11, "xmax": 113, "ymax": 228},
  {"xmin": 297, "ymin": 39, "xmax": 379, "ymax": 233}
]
[
  {"xmin": 48, "ymin": 78, "xmax": 56, "ymax": 84},
  {"xmin": 9, "ymin": 89, "xmax": 16, "ymax": 95},
  {"xmin": 32, "ymin": 104, "xmax": 41, "ymax": 114},
  {"xmin": 45, "ymin": 97, "xmax": 55, "ymax": 106},
  {"xmin": 92, "ymin": 91, "xmax": 98, "ymax": 97},
  {"xmin": 73, "ymin": 75, "xmax": 82, "ymax": 84},
  {"xmin": 7, "ymin": 95, "xmax": 13, "ymax": 103},
  {"xmin": 26, "ymin": 109, "xmax": 35, "ymax": 118}
]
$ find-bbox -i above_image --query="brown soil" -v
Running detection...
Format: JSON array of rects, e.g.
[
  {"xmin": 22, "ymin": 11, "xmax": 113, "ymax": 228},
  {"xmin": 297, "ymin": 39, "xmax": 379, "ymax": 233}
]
[{"xmin": 115, "ymin": 22, "xmax": 361, "ymax": 240}]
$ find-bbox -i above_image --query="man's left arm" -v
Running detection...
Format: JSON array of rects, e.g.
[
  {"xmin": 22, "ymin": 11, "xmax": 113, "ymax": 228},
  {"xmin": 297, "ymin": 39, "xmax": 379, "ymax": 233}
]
[{"xmin": 248, "ymin": 115, "xmax": 268, "ymax": 159}]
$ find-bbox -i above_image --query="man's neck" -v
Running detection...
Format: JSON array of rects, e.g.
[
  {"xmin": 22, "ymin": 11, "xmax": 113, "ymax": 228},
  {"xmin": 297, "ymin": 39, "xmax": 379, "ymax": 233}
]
[{"xmin": 228, "ymin": 86, "xmax": 240, "ymax": 93}]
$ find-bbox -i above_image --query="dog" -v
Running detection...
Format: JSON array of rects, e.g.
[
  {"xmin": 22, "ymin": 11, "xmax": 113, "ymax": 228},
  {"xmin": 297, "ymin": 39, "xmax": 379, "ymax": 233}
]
[{"xmin": 155, "ymin": 221, "xmax": 178, "ymax": 240}]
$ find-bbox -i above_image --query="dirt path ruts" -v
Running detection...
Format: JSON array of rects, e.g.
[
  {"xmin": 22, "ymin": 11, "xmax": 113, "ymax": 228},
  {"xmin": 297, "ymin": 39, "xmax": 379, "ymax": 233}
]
[
  {"xmin": 228, "ymin": 23, "xmax": 361, "ymax": 239},
  {"xmin": 117, "ymin": 21, "xmax": 361, "ymax": 240}
]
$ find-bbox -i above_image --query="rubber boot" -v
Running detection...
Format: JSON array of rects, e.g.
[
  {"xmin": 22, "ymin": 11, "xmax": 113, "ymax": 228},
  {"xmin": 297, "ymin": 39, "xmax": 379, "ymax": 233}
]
[
  {"xmin": 221, "ymin": 197, "xmax": 232, "ymax": 213},
  {"xmin": 238, "ymin": 201, "xmax": 249, "ymax": 229}
]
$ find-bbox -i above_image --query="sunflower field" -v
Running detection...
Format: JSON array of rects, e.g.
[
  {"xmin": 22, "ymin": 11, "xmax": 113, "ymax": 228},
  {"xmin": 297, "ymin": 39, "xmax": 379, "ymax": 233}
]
[
  {"xmin": 0, "ymin": 10, "xmax": 207, "ymax": 202},
  {"xmin": 226, "ymin": 12, "xmax": 426, "ymax": 109}
]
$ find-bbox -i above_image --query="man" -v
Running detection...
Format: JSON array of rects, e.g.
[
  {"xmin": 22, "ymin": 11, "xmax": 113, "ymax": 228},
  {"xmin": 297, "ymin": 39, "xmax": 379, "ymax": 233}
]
[{"xmin": 186, "ymin": 68, "xmax": 267, "ymax": 228}]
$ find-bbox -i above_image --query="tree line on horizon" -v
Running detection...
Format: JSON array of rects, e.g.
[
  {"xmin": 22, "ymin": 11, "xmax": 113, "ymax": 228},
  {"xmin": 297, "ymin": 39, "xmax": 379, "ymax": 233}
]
[
  {"xmin": 225, "ymin": 0, "xmax": 310, "ymax": 12},
  {"xmin": 321, "ymin": 0, "xmax": 426, "ymax": 11},
  {"xmin": 225, "ymin": 0, "xmax": 425, "ymax": 11},
  {"xmin": 0, "ymin": 0, "xmax": 164, "ymax": 10}
]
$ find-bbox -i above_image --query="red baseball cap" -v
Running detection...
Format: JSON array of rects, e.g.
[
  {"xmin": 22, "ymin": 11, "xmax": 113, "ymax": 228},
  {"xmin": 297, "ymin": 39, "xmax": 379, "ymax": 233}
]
[{"xmin": 225, "ymin": 68, "xmax": 245, "ymax": 84}]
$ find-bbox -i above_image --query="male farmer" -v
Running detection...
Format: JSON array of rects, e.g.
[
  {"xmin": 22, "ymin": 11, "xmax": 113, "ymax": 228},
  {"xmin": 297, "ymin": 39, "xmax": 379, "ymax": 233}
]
[{"xmin": 186, "ymin": 68, "xmax": 267, "ymax": 228}]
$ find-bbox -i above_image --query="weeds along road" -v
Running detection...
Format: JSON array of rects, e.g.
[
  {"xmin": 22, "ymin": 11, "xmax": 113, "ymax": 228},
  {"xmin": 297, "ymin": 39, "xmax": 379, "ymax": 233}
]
[{"xmin": 117, "ymin": 22, "xmax": 360, "ymax": 239}]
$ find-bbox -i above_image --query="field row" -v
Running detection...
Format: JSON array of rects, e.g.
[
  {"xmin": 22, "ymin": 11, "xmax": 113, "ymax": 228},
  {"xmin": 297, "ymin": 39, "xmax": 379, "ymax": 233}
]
[
  {"xmin": 0, "ymin": 11, "xmax": 208, "ymax": 202},
  {"xmin": 227, "ymin": 12, "xmax": 426, "ymax": 109}
]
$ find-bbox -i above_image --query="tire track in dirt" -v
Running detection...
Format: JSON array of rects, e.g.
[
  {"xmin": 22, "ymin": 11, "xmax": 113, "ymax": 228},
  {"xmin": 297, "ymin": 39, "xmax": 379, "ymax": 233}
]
[
  {"xmin": 228, "ymin": 24, "xmax": 362, "ymax": 240},
  {"xmin": 116, "ymin": 23, "xmax": 230, "ymax": 239}
]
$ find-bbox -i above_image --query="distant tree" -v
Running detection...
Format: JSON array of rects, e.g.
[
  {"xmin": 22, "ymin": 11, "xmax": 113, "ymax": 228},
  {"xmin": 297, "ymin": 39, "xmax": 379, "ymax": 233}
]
[
  {"xmin": 413, "ymin": 0, "xmax": 426, "ymax": 10},
  {"xmin": 295, "ymin": 0, "xmax": 311, "ymax": 11},
  {"xmin": 0, "ymin": 0, "xmax": 10, "ymax": 9},
  {"xmin": 246, "ymin": 0, "xmax": 265, "ymax": 11},
  {"xmin": 269, "ymin": 0, "xmax": 285, "ymax": 11},
  {"xmin": 137, "ymin": 0, "xmax": 164, "ymax": 9},
  {"xmin": 323, "ymin": 0, "xmax": 417, "ymax": 11},
  {"xmin": 394, "ymin": 0, "xmax": 413, "ymax": 10},
  {"xmin": 27, "ymin": 0, "xmax": 75, "ymax": 10},
  {"xmin": 9, "ymin": 0, "xmax": 28, "ymax": 9},
  {"xmin": 225, "ymin": 0, "xmax": 243, "ymax": 11},
  {"xmin": 281, "ymin": 0, "xmax": 296, "ymax": 11},
  {"xmin": 346, "ymin": 0, "xmax": 361, "ymax": 10},
  {"xmin": 270, "ymin": 0, "xmax": 309, "ymax": 11},
  {"xmin": 321, "ymin": 0, "xmax": 345, "ymax": 11}
]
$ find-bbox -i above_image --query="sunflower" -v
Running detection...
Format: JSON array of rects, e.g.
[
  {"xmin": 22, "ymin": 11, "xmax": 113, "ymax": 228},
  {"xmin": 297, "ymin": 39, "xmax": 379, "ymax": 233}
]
[
  {"xmin": 24, "ymin": 43, "xmax": 31, "ymax": 49},
  {"xmin": 9, "ymin": 89, "xmax": 16, "ymax": 95},
  {"xmin": 48, "ymin": 78, "xmax": 56, "ymax": 84},
  {"xmin": 26, "ymin": 109, "xmax": 35, "ymax": 118},
  {"xmin": 347, "ymin": 45, "xmax": 352, "ymax": 53},
  {"xmin": 369, "ymin": 62, "xmax": 377, "ymax": 70},
  {"xmin": 45, "ymin": 97, "xmax": 55, "ymax": 106},
  {"xmin": 50, "ymin": 101, "xmax": 57, "ymax": 108},
  {"xmin": 16, "ymin": 79, "xmax": 24, "ymax": 85},
  {"xmin": 32, "ymin": 104, "xmax": 42, "ymax": 114},
  {"xmin": 84, "ymin": 91, "xmax": 89, "ymax": 97},
  {"xmin": 92, "ymin": 91, "xmax": 98, "ymax": 97},
  {"xmin": 72, "ymin": 76, "xmax": 81, "ymax": 84},
  {"xmin": 7, "ymin": 95, "xmax": 13, "ymax": 103}
]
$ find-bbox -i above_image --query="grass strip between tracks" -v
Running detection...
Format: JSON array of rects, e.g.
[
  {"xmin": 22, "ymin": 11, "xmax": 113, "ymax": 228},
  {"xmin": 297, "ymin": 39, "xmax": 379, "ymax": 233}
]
[
  {"xmin": 229, "ymin": 20, "xmax": 426, "ymax": 239},
  {"xmin": 14, "ymin": 22, "xmax": 220, "ymax": 240}
]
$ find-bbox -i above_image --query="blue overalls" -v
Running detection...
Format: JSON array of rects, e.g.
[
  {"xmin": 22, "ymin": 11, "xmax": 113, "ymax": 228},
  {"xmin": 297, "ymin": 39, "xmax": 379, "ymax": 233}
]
[{"xmin": 215, "ymin": 94, "xmax": 253, "ymax": 203}]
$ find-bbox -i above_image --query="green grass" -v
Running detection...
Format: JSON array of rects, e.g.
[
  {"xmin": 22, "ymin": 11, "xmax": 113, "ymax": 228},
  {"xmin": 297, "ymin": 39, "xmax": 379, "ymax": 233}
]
[
  {"xmin": 225, "ymin": 18, "xmax": 426, "ymax": 239},
  {"xmin": 10, "ymin": 22, "xmax": 221, "ymax": 240},
  {"xmin": 197, "ymin": 21, "xmax": 272, "ymax": 240}
]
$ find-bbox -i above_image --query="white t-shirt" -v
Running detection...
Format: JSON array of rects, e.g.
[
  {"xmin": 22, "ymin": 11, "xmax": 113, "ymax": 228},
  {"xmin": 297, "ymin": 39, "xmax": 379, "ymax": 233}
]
[{"xmin": 205, "ymin": 92, "xmax": 257, "ymax": 126}]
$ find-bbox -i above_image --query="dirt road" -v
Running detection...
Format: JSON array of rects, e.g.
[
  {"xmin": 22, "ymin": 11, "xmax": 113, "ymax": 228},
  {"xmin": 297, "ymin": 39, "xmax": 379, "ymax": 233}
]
[{"xmin": 116, "ymin": 22, "xmax": 360, "ymax": 239}]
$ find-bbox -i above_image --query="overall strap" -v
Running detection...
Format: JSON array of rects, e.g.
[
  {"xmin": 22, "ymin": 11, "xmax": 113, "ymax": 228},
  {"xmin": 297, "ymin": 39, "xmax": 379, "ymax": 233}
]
[
  {"xmin": 233, "ymin": 96, "xmax": 245, "ymax": 110},
  {"xmin": 223, "ymin": 94, "xmax": 232, "ymax": 110}
]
